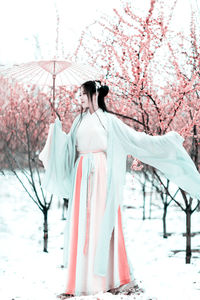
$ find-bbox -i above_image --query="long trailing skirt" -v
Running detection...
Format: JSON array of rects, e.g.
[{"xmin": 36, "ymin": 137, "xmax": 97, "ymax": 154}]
[{"xmin": 62, "ymin": 150, "xmax": 134, "ymax": 296}]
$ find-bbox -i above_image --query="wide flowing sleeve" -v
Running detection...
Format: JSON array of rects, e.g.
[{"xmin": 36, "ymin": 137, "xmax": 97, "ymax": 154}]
[
  {"xmin": 39, "ymin": 117, "xmax": 72, "ymax": 198},
  {"xmin": 111, "ymin": 114, "xmax": 200, "ymax": 199}
]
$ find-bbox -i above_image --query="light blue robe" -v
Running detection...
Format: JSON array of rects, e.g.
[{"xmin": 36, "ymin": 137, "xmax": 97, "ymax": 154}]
[{"xmin": 39, "ymin": 110, "xmax": 200, "ymax": 276}]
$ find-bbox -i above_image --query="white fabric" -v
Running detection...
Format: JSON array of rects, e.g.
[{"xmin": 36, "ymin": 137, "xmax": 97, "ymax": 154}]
[
  {"xmin": 76, "ymin": 108, "xmax": 108, "ymax": 152},
  {"xmin": 39, "ymin": 109, "xmax": 200, "ymax": 277}
]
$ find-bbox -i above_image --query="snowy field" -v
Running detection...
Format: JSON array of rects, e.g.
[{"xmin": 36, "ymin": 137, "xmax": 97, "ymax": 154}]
[{"xmin": 0, "ymin": 171, "xmax": 200, "ymax": 300}]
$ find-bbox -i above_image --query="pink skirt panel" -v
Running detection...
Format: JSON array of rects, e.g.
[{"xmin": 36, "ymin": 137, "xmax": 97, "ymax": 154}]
[
  {"xmin": 65, "ymin": 156, "xmax": 83, "ymax": 293},
  {"xmin": 64, "ymin": 151, "xmax": 133, "ymax": 296}
]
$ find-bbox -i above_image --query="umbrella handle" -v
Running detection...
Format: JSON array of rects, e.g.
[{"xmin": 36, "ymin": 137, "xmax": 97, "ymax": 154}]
[
  {"xmin": 54, "ymin": 109, "xmax": 61, "ymax": 121},
  {"xmin": 48, "ymin": 98, "xmax": 61, "ymax": 121}
]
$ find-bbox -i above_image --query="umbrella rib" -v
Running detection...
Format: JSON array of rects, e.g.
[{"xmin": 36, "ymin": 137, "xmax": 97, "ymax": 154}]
[
  {"xmin": 2, "ymin": 63, "xmax": 35, "ymax": 78},
  {"xmin": 4, "ymin": 63, "xmax": 41, "ymax": 82},
  {"xmin": 57, "ymin": 72, "xmax": 67, "ymax": 87},
  {"xmin": 71, "ymin": 66, "xmax": 98, "ymax": 82},
  {"xmin": 71, "ymin": 63, "xmax": 99, "ymax": 78},
  {"xmin": 72, "ymin": 65, "xmax": 97, "ymax": 84},
  {"xmin": 60, "ymin": 68, "xmax": 82, "ymax": 85},
  {"xmin": 16, "ymin": 67, "xmax": 45, "ymax": 85},
  {"xmin": 54, "ymin": 61, "xmax": 72, "ymax": 75},
  {"xmin": 5, "ymin": 63, "xmax": 53, "ymax": 87},
  {"xmin": 31, "ymin": 68, "xmax": 51, "ymax": 87},
  {"xmin": 56, "ymin": 68, "xmax": 75, "ymax": 85}
]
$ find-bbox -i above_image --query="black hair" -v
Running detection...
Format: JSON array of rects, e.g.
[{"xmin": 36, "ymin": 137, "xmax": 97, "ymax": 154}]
[{"xmin": 81, "ymin": 80, "xmax": 109, "ymax": 112}]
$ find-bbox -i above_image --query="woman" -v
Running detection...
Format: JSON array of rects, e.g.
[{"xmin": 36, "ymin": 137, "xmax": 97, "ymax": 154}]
[{"xmin": 39, "ymin": 80, "xmax": 200, "ymax": 299}]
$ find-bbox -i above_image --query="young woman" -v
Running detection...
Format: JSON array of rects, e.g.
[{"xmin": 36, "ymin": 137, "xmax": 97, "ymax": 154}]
[{"xmin": 39, "ymin": 80, "xmax": 200, "ymax": 299}]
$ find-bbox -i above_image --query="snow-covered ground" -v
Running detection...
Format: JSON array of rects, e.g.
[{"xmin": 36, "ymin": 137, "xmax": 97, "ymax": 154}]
[{"xmin": 0, "ymin": 171, "xmax": 199, "ymax": 300}]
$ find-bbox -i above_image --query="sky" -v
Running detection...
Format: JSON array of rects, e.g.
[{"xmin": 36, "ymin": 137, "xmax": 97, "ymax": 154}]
[
  {"xmin": 0, "ymin": 0, "xmax": 199, "ymax": 65},
  {"xmin": 0, "ymin": 0, "xmax": 121, "ymax": 64}
]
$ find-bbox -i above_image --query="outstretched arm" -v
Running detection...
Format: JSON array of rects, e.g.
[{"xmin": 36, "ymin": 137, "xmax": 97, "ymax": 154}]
[{"xmin": 111, "ymin": 114, "xmax": 200, "ymax": 199}]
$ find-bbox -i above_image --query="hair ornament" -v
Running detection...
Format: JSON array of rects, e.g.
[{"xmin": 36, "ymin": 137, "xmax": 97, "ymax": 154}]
[{"xmin": 95, "ymin": 81, "xmax": 102, "ymax": 90}]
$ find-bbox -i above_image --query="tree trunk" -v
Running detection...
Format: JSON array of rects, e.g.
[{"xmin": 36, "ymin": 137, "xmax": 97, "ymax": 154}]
[
  {"xmin": 185, "ymin": 205, "xmax": 192, "ymax": 263},
  {"xmin": 43, "ymin": 209, "xmax": 48, "ymax": 252},
  {"xmin": 62, "ymin": 198, "xmax": 69, "ymax": 220},
  {"xmin": 142, "ymin": 184, "xmax": 146, "ymax": 220},
  {"xmin": 163, "ymin": 202, "xmax": 168, "ymax": 238},
  {"xmin": 148, "ymin": 180, "xmax": 154, "ymax": 219}
]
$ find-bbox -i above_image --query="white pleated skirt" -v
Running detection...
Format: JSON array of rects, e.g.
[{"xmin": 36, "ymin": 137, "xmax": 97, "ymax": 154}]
[{"xmin": 62, "ymin": 150, "xmax": 134, "ymax": 296}]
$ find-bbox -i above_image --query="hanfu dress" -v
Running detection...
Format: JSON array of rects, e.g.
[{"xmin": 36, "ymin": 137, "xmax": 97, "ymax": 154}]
[
  {"xmin": 39, "ymin": 106, "xmax": 200, "ymax": 297},
  {"xmin": 39, "ymin": 108, "xmax": 134, "ymax": 296},
  {"xmin": 62, "ymin": 108, "xmax": 134, "ymax": 296}
]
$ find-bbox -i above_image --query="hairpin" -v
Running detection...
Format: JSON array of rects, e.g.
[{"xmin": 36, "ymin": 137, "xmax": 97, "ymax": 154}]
[{"xmin": 95, "ymin": 81, "xmax": 101, "ymax": 90}]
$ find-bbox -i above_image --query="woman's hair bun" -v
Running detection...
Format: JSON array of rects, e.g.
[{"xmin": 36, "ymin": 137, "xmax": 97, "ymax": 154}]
[{"xmin": 100, "ymin": 85, "xmax": 109, "ymax": 97}]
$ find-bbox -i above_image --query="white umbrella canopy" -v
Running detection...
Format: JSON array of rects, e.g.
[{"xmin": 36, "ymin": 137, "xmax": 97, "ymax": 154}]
[
  {"xmin": 0, "ymin": 60, "xmax": 100, "ymax": 86},
  {"xmin": 0, "ymin": 60, "xmax": 101, "ymax": 107}
]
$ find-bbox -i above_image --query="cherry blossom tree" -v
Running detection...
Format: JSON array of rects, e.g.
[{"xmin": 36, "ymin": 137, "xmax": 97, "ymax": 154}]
[
  {"xmin": 163, "ymin": 7, "xmax": 200, "ymax": 263},
  {"xmin": 0, "ymin": 76, "xmax": 80, "ymax": 251},
  {"xmin": 0, "ymin": 77, "xmax": 52, "ymax": 251}
]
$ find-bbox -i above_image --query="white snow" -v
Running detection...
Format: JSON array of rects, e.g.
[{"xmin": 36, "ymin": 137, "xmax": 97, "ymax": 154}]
[{"xmin": 0, "ymin": 171, "xmax": 199, "ymax": 300}]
